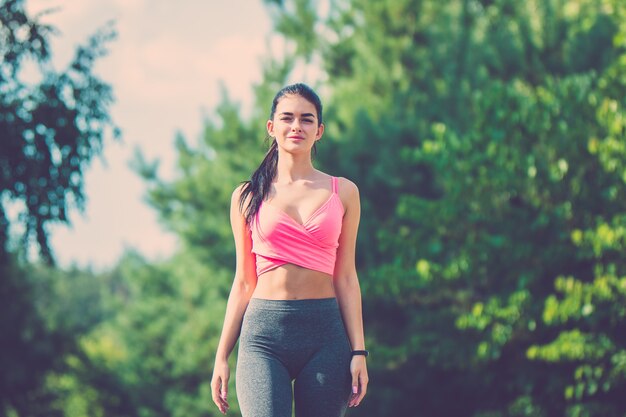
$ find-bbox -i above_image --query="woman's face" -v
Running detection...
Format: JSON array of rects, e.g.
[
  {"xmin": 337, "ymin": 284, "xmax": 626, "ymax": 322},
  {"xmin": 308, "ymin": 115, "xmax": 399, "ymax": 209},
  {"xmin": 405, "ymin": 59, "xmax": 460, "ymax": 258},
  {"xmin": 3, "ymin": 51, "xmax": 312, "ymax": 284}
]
[{"xmin": 267, "ymin": 94, "xmax": 324, "ymax": 155}]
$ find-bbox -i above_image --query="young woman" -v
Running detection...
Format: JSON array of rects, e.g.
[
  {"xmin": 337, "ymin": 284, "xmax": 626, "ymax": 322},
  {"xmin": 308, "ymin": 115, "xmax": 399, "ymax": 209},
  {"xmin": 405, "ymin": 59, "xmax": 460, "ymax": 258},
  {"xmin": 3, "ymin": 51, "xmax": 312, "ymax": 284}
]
[{"xmin": 210, "ymin": 83, "xmax": 368, "ymax": 417}]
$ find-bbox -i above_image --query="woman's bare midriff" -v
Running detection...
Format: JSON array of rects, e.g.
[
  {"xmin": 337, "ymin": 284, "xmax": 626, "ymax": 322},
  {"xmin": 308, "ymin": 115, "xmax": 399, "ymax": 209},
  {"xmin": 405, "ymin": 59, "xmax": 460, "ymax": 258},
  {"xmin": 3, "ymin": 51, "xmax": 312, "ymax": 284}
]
[{"xmin": 252, "ymin": 263, "xmax": 336, "ymax": 300}]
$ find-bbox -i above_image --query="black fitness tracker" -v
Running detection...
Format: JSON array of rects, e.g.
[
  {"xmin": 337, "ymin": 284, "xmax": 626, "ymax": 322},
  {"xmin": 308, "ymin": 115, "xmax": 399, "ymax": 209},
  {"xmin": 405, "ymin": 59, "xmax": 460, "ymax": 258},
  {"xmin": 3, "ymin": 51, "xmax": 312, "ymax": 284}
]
[{"xmin": 351, "ymin": 350, "xmax": 369, "ymax": 357}]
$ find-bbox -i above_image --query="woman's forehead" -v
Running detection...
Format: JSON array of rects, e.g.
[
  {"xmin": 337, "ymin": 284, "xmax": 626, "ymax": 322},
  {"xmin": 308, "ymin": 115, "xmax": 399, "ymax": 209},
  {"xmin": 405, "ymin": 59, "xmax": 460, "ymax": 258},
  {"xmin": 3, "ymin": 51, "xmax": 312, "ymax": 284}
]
[{"xmin": 276, "ymin": 95, "xmax": 317, "ymax": 116}]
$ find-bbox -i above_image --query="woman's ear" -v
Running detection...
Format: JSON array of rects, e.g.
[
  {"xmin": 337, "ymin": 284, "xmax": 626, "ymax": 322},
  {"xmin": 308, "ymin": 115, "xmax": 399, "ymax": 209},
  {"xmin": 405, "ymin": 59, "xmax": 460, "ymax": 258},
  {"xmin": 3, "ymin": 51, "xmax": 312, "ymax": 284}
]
[
  {"xmin": 315, "ymin": 123, "xmax": 325, "ymax": 140},
  {"xmin": 267, "ymin": 119, "xmax": 274, "ymax": 137}
]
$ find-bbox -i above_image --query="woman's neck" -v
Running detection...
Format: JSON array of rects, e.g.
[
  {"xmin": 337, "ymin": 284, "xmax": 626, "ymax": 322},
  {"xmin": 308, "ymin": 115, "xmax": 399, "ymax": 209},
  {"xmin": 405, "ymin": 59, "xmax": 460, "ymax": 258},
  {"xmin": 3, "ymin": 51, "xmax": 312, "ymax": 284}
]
[{"xmin": 275, "ymin": 152, "xmax": 317, "ymax": 183}]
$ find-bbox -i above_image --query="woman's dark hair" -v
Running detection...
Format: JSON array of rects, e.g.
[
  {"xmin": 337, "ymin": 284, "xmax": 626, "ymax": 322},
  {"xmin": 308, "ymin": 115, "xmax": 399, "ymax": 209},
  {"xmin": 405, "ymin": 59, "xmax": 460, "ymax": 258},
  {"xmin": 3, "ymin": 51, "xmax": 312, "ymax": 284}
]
[{"xmin": 239, "ymin": 83, "xmax": 323, "ymax": 225}]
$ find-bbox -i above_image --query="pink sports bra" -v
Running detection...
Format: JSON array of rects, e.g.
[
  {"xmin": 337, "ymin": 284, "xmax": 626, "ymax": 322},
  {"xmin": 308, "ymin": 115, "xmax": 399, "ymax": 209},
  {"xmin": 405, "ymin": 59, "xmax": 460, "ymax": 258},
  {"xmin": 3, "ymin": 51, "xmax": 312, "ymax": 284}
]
[{"xmin": 251, "ymin": 176, "xmax": 345, "ymax": 277}]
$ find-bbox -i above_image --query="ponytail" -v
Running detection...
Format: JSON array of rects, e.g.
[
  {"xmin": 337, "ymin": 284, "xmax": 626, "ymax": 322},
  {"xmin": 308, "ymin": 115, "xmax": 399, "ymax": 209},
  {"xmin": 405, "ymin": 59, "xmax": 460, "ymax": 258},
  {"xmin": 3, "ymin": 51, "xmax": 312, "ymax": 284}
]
[
  {"xmin": 239, "ymin": 82, "xmax": 323, "ymax": 226},
  {"xmin": 239, "ymin": 139, "xmax": 278, "ymax": 225}
]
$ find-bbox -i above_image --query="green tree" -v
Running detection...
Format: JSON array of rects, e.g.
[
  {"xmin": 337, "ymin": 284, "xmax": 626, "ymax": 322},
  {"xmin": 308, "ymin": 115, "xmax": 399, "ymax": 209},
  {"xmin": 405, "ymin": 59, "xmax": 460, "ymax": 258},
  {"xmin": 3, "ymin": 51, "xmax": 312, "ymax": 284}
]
[
  {"xmin": 0, "ymin": 0, "xmax": 118, "ymax": 264},
  {"xmin": 0, "ymin": 260, "xmax": 118, "ymax": 417},
  {"xmin": 0, "ymin": 0, "xmax": 117, "ymax": 415}
]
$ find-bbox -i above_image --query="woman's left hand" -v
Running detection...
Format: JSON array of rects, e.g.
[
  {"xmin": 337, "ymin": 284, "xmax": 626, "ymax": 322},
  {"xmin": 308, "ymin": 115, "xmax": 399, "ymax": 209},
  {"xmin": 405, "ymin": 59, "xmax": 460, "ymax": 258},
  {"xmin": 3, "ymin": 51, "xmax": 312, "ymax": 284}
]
[{"xmin": 348, "ymin": 355, "xmax": 369, "ymax": 407}]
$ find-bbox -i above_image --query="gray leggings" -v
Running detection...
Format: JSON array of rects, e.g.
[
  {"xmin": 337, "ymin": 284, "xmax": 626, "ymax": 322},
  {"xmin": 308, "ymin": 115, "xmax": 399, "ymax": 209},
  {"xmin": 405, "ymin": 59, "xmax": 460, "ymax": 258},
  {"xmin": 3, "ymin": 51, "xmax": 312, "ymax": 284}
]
[{"xmin": 236, "ymin": 297, "xmax": 352, "ymax": 417}]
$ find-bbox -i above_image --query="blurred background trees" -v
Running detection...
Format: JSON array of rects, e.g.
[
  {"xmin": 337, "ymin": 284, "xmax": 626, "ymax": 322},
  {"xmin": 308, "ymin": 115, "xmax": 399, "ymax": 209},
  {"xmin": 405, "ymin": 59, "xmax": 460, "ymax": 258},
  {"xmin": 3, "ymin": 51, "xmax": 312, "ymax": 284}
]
[
  {"xmin": 1, "ymin": 0, "xmax": 625, "ymax": 416},
  {"xmin": 0, "ymin": 0, "xmax": 118, "ymax": 264},
  {"xmin": 1, "ymin": 0, "xmax": 117, "ymax": 415}
]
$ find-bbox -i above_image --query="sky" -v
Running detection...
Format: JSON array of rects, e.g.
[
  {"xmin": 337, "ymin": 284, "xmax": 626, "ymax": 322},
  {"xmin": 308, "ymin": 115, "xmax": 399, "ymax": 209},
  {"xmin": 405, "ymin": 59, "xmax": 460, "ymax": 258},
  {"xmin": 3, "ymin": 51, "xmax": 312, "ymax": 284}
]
[{"xmin": 24, "ymin": 0, "xmax": 281, "ymax": 270}]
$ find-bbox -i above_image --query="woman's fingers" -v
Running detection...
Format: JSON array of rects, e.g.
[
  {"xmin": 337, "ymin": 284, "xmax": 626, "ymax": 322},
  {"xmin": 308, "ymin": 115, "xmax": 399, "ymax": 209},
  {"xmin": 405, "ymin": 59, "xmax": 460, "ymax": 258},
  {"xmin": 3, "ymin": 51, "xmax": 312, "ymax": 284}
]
[
  {"xmin": 351, "ymin": 372, "xmax": 359, "ymax": 400},
  {"xmin": 211, "ymin": 362, "xmax": 230, "ymax": 414},
  {"xmin": 348, "ymin": 377, "xmax": 359, "ymax": 407},
  {"xmin": 355, "ymin": 373, "xmax": 368, "ymax": 405},
  {"xmin": 348, "ymin": 370, "xmax": 369, "ymax": 407},
  {"xmin": 211, "ymin": 375, "xmax": 230, "ymax": 414}
]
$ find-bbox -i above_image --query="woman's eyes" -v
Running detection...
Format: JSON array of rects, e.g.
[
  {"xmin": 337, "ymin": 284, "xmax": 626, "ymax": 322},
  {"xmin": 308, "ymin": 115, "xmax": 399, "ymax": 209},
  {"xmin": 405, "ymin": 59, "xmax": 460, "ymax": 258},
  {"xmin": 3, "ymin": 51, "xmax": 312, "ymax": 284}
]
[{"xmin": 280, "ymin": 117, "xmax": 313, "ymax": 123}]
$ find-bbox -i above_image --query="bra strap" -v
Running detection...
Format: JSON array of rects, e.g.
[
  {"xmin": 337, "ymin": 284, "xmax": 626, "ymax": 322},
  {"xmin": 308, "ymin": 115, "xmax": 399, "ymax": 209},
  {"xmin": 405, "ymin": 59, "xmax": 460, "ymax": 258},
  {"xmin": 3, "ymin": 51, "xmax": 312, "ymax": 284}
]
[{"xmin": 331, "ymin": 176, "xmax": 338, "ymax": 194}]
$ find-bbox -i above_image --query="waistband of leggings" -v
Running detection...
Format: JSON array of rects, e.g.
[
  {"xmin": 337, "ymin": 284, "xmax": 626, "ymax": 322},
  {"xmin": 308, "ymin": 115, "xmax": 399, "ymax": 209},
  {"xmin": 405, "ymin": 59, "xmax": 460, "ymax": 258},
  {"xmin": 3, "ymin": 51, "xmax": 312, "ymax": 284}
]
[{"xmin": 247, "ymin": 297, "xmax": 339, "ymax": 312}]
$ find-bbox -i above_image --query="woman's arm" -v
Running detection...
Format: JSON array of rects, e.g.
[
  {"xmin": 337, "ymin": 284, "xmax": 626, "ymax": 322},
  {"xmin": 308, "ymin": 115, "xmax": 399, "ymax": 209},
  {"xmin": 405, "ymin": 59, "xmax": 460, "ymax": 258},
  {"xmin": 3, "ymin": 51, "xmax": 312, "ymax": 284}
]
[
  {"xmin": 211, "ymin": 184, "xmax": 258, "ymax": 415},
  {"xmin": 333, "ymin": 177, "xmax": 368, "ymax": 408}
]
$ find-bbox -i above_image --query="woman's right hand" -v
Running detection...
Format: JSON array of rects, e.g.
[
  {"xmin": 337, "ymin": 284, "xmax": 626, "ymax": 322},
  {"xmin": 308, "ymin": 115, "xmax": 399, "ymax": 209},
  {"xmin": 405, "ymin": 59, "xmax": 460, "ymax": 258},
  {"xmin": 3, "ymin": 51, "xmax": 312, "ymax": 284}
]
[{"xmin": 211, "ymin": 359, "xmax": 230, "ymax": 414}]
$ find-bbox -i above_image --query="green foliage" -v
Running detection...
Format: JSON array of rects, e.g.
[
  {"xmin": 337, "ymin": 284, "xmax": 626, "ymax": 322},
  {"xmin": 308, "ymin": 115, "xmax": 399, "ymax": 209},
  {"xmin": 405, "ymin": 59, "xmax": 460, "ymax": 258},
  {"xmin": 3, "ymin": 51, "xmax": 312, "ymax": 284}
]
[
  {"xmin": 79, "ymin": 251, "xmax": 233, "ymax": 417},
  {"xmin": 0, "ymin": 1, "xmax": 119, "ymax": 414},
  {"xmin": 0, "ymin": 257, "xmax": 114, "ymax": 416},
  {"xmin": 0, "ymin": 0, "xmax": 119, "ymax": 264}
]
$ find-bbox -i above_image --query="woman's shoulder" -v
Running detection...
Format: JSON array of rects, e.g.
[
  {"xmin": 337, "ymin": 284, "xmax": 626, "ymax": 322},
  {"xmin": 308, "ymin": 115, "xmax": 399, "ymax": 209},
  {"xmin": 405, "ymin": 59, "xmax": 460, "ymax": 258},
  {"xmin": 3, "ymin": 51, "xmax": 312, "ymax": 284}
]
[
  {"xmin": 231, "ymin": 181, "xmax": 253, "ymax": 207},
  {"xmin": 335, "ymin": 176, "xmax": 359, "ymax": 194},
  {"xmin": 317, "ymin": 170, "xmax": 356, "ymax": 190},
  {"xmin": 333, "ymin": 176, "xmax": 360, "ymax": 209}
]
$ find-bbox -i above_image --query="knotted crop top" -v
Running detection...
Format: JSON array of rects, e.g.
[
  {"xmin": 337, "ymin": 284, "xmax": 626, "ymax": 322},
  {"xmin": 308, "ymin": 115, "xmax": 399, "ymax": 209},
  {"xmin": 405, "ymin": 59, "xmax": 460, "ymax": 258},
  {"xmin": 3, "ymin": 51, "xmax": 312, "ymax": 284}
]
[{"xmin": 251, "ymin": 176, "xmax": 344, "ymax": 277}]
